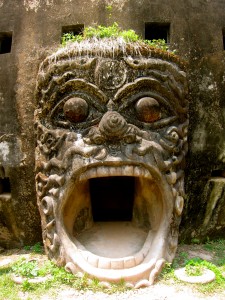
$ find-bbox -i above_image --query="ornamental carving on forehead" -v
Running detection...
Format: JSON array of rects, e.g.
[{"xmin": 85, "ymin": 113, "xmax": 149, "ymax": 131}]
[
  {"xmin": 35, "ymin": 43, "xmax": 188, "ymax": 288},
  {"xmin": 95, "ymin": 59, "xmax": 127, "ymax": 89}
]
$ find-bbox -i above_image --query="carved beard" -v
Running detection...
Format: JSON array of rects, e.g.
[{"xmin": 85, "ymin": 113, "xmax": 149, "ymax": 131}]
[{"xmin": 35, "ymin": 49, "xmax": 188, "ymax": 287}]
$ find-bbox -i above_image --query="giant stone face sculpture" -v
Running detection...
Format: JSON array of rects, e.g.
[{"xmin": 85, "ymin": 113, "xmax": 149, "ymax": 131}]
[{"xmin": 35, "ymin": 39, "xmax": 188, "ymax": 287}]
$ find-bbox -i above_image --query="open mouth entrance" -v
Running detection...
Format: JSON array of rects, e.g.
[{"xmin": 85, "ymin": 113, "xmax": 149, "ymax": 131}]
[
  {"xmin": 63, "ymin": 171, "xmax": 163, "ymax": 259},
  {"xmin": 78, "ymin": 176, "xmax": 145, "ymax": 258},
  {"xmin": 90, "ymin": 176, "xmax": 135, "ymax": 222}
]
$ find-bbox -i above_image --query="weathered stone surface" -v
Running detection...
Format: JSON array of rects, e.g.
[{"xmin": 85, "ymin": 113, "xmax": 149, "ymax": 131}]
[
  {"xmin": 200, "ymin": 178, "xmax": 225, "ymax": 238},
  {"xmin": 0, "ymin": 0, "xmax": 225, "ymax": 247},
  {"xmin": 34, "ymin": 39, "xmax": 188, "ymax": 285},
  {"xmin": 0, "ymin": 193, "xmax": 20, "ymax": 248}
]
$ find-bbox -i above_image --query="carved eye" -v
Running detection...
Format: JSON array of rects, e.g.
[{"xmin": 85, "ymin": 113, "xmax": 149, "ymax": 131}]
[
  {"xmin": 63, "ymin": 97, "xmax": 89, "ymax": 123},
  {"xmin": 135, "ymin": 97, "xmax": 161, "ymax": 123}
]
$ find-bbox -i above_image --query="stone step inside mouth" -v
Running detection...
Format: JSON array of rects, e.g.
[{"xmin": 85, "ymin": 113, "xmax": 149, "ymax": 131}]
[{"xmin": 76, "ymin": 221, "xmax": 148, "ymax": 258}]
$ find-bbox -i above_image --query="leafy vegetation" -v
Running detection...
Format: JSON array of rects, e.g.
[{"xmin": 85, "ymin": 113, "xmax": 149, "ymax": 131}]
[
  {"xmin": 61, "ymin": 22, "xmax": 172, "ymax": 53},
  {"xmin": 185, "ymin": 259, "xmax": 205, "ymax": 276},
  {"xmin": 23, "ymin": 242, "xmax": 43, "ymax": 254},
  {"xmin": 160, "ymin": 239, "xmax": 225, "ymax": 294},
  {"xmin": 0, "ymin": 254, "xmax": 128, "ymax": 299}
]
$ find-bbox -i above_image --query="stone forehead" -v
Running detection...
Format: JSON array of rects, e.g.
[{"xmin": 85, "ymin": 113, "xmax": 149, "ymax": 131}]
[
  {"xmin": 36, "ymin": 43, "xmax": 186, "ymax": 96},
  {"xmin": 36, "ymin": 39, "xmax": 186, "ymax": 85},
  {"xmin": 35, "ymin": 40, "xmax": 188, "ymax": 122}
]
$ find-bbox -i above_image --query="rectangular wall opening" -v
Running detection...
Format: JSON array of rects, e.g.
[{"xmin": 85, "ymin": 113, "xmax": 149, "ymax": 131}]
[
  {"xmin": 0, "ymin": 32, "xmax": 12, "ymax": 54},
  {"xmin": 62, "ymin": 24, "xmax": 84, "ymax": 36},
  {"xmin": 211, "ymin": 169, "xmax": 225, "ymax": 178},
  {"xmin": 89, "ymin": 176, "xmax": 135, "ymax": 222},
  {"xmin": 0, "ymin": 178, "xmax": 11, "ymax": 194},
  {"xmin": 145, "ymin": 23, "xmax": 170, "ymax": 43}
]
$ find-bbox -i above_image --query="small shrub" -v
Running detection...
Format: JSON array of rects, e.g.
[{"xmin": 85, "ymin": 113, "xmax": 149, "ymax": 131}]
[
  {"xmin": 23, "ymin": 242, "xmax": 43, "ymax": 254},
  {"xmin": 61, "ymin": 32, "xmax": 83, "ymax": 46},
  {"xmin": 12, "ymin": 259, "xmax": 39, "ymax": 278},
  {"xmin": 61, "ymin": 22, "xmax": 174, "ymax": 52},
  {"xmin": 144, "ymin": 39, "xmax": 169, "ymax": 51},
  {"xmin": 185, "ymin": 264, "xmax": 204, "ymax": 276}
]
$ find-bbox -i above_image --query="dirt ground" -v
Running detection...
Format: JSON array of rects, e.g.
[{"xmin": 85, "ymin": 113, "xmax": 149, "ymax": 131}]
[{"xmin": 0, "ymin": 244, "xmax": 225, "ymax": 300}]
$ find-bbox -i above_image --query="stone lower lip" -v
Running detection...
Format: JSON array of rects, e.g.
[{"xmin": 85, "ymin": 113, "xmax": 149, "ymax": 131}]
[{"xmin": 75, "ymin": 222, "xmax": 150, "ymax": 269}]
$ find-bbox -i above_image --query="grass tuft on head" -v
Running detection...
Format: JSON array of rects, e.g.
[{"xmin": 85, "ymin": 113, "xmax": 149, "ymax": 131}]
[{"xmin": 61, "ymin": 22, "xmax": 173, "ymax": 53}]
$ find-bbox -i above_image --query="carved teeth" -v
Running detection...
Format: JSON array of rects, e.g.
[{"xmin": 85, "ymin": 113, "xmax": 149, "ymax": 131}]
[
  {"xmin": 77, "ymin": 243, "xmax": 146, "ymax": 269},
  {"xmin": 111, "ymin": 259, "xmax": 124, "ymax": 269},
  {"xmin": 133, "ymin": 166, "xmax": 142, "ymax": 177},
  {"xmin": 135, "ymin": 252, "xmax": 144, "ymax": 265},
  {"xmin": 87, "ymin": 254, "xmax": 99, "ymax": 267},
  {"xmin": 98, "ymin": 258, "xmax": 111, "ymax": 269},
  {"xmin": 78, "ymin": 165, "xmax": 152, "ymax": 182},
  {"xmin": 123, "ymin": 257, "xmax": 136, "ymax": 268}
]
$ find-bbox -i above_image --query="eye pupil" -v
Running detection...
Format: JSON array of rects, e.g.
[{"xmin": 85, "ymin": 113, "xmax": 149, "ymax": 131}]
[
  {"xmin": 135, "ymin": 97, "xmax": 161, "ymax": 123},
  {"xmin": 63, "ymin": 97, "xmax": 89, "ymax": 123}
]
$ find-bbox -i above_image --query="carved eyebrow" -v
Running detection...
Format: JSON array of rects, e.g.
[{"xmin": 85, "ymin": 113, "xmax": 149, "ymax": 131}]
[
  {"xmin": 56, "ymin": 79, "xmax": 107, "ymax": 104},
  {"xmin": 40, "ymin": 79, "xmax": 107, "ymax": 119},
  {"xmin": 114, "ymin": 77, "xmax": 187, "ymax": 116}
]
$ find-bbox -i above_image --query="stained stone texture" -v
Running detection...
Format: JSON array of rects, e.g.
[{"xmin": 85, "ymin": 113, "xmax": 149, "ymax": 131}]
[
  {"xmin": 34, "ymin": 39, "xmax": 188, "ymax": 285},
  {"xmin": 201, "ymin": 178, "xmax": 225, "ymax": 238},
  {"xmin": 0, "ymin": 0, "xmax": 225, "ymax": 248}
]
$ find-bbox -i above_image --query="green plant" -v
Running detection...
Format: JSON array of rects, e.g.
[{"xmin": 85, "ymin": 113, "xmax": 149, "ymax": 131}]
[
  {"xmin": 144, "ymin": 39, "xmax": 169, "ymax": 51},
  {"xmin": 171, "ymin": 251, "xmax": 189, "ymax": 269},
  {"xmin": 185, "ymin": 264, "xmax": 204, "ymax": 276},
  {"xmin": 203, "ymin": 238, "xmax": 225, "ymax": 265},
  {"xmin": 105, "ymin": 4, "xmax": 113, "ymax": 20},
  {"xmin": 23, "ymin": 242, "xmax": 43, "ymax": 254},
  {"xmin": 191, "ymin": 238, "xmax": 201, "ymax": 244},
  {"xmin": 81, "ymin": 22, "xmax": 139, "ymax": 42},
  {"xmin": 61, "ymin": 22, "xmax": 174, "ymax": 53},
  {"xmin": 61, "ymin": 32, "xmax": 83, "ymax": 46},
  {"xmin": 22, "ymin": 279, "xmax": 33, "ymax": 292},
  {"xmin": 32, "ymin": 242, "xmax": 43, "ymax": 254},
  {"xmin": 12, "ymin": 258, "xmax": 39, "ymax": 278}
]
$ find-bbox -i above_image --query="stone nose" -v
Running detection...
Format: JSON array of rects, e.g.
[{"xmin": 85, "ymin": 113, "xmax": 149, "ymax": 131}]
[{"xmin": 99, "ymin": 111, "xmax": 128, "ymax": 140}]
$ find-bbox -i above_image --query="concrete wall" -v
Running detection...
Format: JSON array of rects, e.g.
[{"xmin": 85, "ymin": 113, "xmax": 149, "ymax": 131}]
[{"xmin": 0, "ymin": 0, "xmax": 225, "ymax": 246}]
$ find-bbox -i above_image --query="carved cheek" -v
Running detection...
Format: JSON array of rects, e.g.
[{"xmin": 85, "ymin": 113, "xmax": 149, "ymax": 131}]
[
  {"xmin": 63, "ymin": 97, "xmax": 89, "ymax": 123},
  {"xmin": 135, "ymin": 97, "xmax": 161, "ymax": 123}
]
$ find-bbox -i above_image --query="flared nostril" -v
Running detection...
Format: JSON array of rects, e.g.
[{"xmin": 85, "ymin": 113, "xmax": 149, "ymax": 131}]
[{"xmin": 99, "ymin": 111, "xmax": 128, "ymax": 139}]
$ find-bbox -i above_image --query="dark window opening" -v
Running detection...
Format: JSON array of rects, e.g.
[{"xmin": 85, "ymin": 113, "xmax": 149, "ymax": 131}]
[
  {"xmin": 90, "ymin": 176, "xmax": 135, "ymax": 222},
  {"xmin": 211, "ymin": 169, "xmax": 225, "ymax": 178},
  {"xmin": 145, "ymin": 23, "xmax": 170, "ymax": 43},
  {"xmin": 0, "ymin": 178, "xmax": 11, "ymax": 194},
  {"xmin": 62, "ymin": 24, "xmax": 84, "ymax": 36},
  {"xmin": 0, "ymin": 32, "xmax": 12, "ymax": 54}
]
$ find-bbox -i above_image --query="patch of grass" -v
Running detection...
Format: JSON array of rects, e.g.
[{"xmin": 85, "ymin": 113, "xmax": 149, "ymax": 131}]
[
  {"xmin": 0, "ymin": 272, "xmax": 21, "ymax": 300},
  {"xmin": 145, "ymin": 39, "xmax": 170, "ymax": 52},
  {"xmin": 23, "ymin": 242, "xmax": 44, "ymax": 254},
  {"xmin": 61, "ymin": 22, "xmax": 174, "ymax": 53},
  {"xmin": 12, "ymin": 258, "xmax": 40, "ymax": 278},
  {"xmin": 172, "ymin": 251, "xmax": 189, "ymax": 269},
  {"xmin": 1, "ymin": 240, "xmax": 224, "ymax": 298},
  {"xmin": 203, "ymin": 239, "xmax": 225, "ymax": 265},
  {"xmin": 0, "ymin": 257, "xmax": 130, "ymax": 299},
  {"xmin": 191, "ymin": 238, "xmax": 201, "ymax": 244},
  {"xmin": 160, "ymin": 253, "xmax": 225, "ymax": 295},
  {"xmin": 185, "ymin": 259, "xmax": 205, "ymax": 276},
  {"xmin": 193, "ymin": 259, "xmax": 225, "ymax": 294}
]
